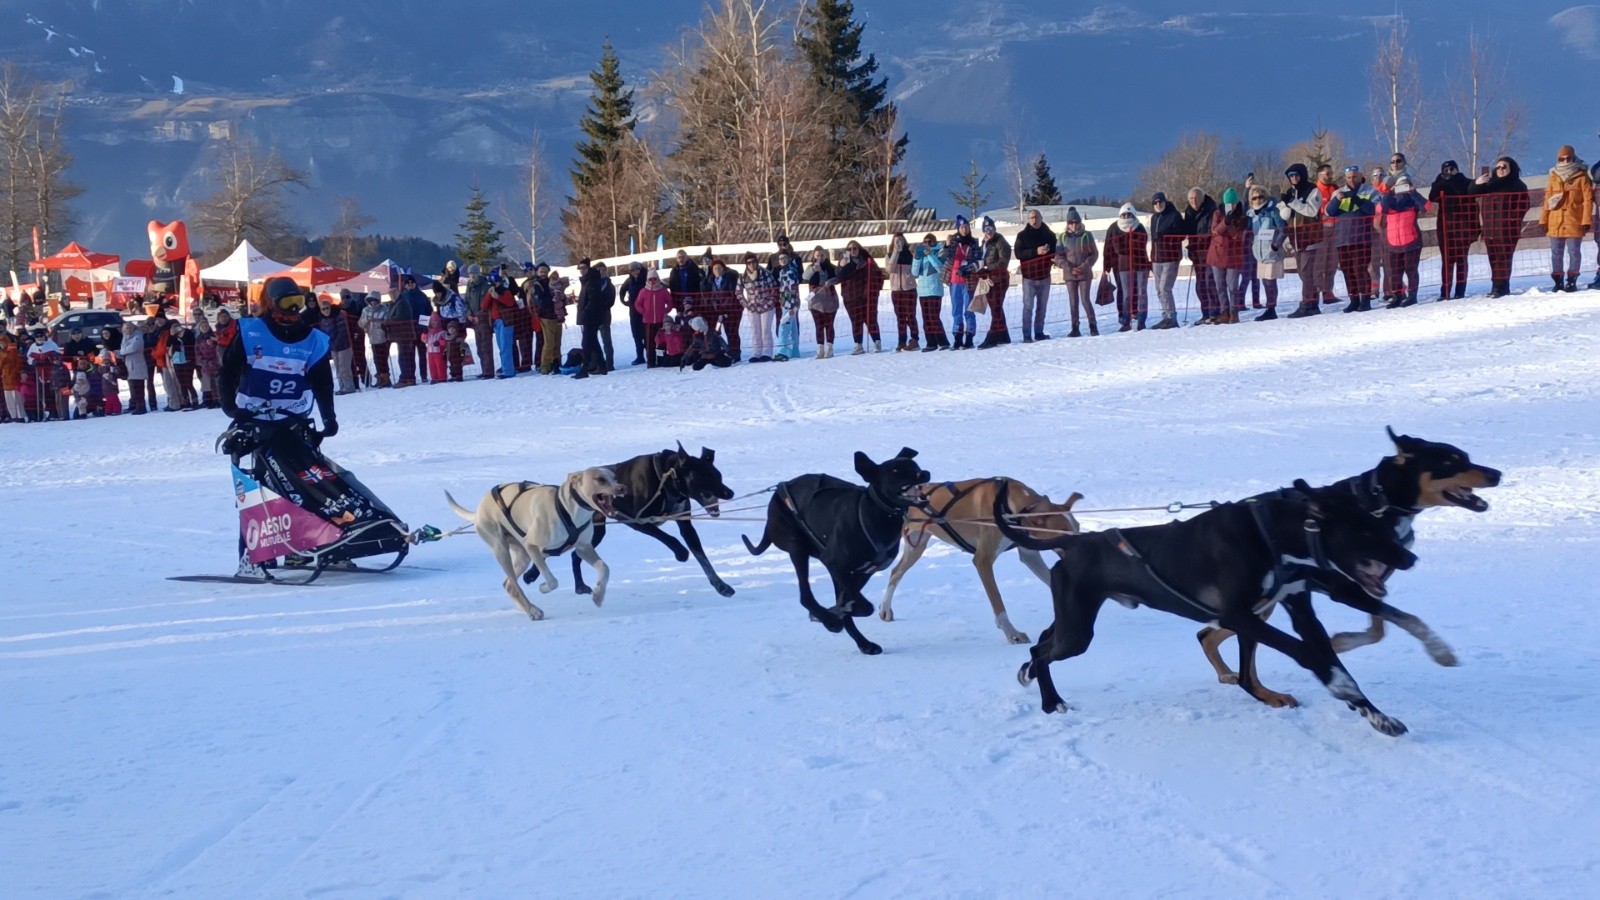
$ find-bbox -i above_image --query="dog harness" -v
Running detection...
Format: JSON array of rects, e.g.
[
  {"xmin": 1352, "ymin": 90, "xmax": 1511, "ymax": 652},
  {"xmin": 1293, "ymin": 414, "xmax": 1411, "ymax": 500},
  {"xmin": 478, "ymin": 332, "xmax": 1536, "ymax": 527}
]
[
  {"xmin": 491, "ymin": 480, "xmax": 595, "ymax": 557},
  {"xmin": 913, "ymin": 478, "xmax": 1046, "ymax": 553},
  {"xmin": 1107, "ymin": 498, "xmax": 1330, "ymax": 619},
  {"xmin": 779, "ymin": 481, "xmax": 903, "ymax": 574}
]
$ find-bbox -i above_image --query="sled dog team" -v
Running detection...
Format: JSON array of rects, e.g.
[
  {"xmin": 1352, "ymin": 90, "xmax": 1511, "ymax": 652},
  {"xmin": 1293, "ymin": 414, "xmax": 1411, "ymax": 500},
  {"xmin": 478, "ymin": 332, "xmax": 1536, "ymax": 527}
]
[{"xmin": 447, "ymin": 429, "xmax": 1501, "ymax": 736}]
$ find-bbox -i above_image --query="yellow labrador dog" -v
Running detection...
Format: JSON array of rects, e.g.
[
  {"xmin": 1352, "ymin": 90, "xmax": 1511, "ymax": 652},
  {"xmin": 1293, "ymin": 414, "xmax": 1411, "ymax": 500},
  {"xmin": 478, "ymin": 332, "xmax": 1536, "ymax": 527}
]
[
  {"xmin": 879, "ymin": 478, "xmax": 1082, "ymax": 644},
  {"xmin": 446, "ymin": 468, "xmax": 624, "ymax": 620}
]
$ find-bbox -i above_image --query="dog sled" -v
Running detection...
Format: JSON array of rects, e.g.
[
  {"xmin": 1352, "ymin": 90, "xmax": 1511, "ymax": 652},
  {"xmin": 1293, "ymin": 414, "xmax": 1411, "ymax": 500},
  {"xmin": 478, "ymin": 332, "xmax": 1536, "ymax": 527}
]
[{"xmin": 169, "ymin": 418, "xmax": 442, "ymax": 585}]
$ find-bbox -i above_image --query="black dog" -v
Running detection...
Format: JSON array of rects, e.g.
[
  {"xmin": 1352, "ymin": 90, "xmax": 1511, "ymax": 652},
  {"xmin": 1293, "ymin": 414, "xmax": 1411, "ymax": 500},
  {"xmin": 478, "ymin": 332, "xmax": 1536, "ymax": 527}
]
[
  {"xmin": 1196, "ymin": 427, "xmax": 1501, "ymax": 696},
  {"xmin": 996, "ymin": 482, "xmax": 1423, "ymax": 735},
  {"xmin": 743, "ymin": 448, "xmax": 929, "ymax": 655},
  {"xmin": 563, "ymin": 444, "xmax": 738, "ymax": 597}
]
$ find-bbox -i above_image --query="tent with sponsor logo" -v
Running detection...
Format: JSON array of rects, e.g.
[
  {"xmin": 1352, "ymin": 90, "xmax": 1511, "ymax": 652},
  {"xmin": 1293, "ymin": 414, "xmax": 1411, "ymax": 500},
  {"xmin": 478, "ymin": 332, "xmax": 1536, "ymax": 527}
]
[{"xmin": 199, "ymin": 240, "xmax": 294, "ymax": 284}]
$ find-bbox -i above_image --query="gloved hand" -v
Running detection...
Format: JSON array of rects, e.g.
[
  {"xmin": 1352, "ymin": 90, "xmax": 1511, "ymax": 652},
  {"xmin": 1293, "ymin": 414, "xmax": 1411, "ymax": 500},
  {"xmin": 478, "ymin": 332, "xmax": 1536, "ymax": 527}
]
[{"xmin": 318, "ymin": 418, "xmax": 339, "ymax": 440}]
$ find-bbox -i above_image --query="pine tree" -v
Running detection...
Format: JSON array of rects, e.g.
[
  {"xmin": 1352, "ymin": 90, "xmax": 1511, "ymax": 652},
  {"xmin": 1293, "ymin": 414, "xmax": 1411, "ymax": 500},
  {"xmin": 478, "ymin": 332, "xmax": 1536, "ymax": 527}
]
[
  {"xmin": 948, "ymin": 159, "xmax": 991, "ymax": 220},
  {"xmin": 563, "ymin": 38, "xmax": 653, "ymax": 258},
  {"xmin": 796, "ymin": 0, "xmax": 911, "ymax": 220},
  {"xmin": 455, "ymin": 181, "xmax": 505, "ymax": 268},
  {"xmin": 1024, "ymin": 154, "xmax": 1063, "ymax": 206},
  {"xmin": 568, "ymin": 39, "xmax": 636, "ymax": 193}
]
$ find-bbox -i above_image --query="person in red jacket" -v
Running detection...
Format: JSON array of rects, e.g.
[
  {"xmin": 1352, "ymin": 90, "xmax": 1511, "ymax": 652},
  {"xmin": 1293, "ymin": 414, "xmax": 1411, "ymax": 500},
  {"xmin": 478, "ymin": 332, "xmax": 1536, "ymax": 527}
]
[
  {"xmin": 1103, "ymin": 204, "xmax": 1151, "ymax": 331},
  {"xmin": 1206, "ymin": 188, "xmax": 1249, "ymax": 324}
]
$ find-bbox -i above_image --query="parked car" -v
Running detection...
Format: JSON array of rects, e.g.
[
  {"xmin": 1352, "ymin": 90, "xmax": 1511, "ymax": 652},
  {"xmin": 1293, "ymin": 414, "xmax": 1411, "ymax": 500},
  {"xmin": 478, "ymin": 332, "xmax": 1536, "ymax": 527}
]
[{"xmin": 47, "ymin": 309, "xmax": 126, "ymax": 336}]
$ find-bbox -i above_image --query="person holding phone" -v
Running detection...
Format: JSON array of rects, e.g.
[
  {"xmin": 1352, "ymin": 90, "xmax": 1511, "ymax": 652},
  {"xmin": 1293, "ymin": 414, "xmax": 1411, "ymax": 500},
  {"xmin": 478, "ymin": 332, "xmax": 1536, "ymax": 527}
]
[{"xmin": 1471, "ymin": 157, "xmax": 1531, "ymax": 298}]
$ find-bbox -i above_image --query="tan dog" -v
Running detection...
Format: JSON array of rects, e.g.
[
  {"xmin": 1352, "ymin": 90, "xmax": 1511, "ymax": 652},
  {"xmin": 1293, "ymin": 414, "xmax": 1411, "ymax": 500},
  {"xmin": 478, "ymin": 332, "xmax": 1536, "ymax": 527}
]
[
  {"xmin": 446, "ymin": 468, "xmax": 624, "ymax": 620},
  {"xmin": 879, "ymin": 478, "xmax": 1082, "ymax": 644}
]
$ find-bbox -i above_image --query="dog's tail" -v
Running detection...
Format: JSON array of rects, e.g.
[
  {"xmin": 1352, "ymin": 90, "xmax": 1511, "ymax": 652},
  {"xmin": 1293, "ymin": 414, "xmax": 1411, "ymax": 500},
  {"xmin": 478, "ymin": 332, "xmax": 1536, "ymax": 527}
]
[
  {"xmin": 742, "ymin": 530, "xmax": 772, "ymax": 555},
  {"xmin": 994, "ymin": 489, "xmax": 1077, "ymax": 552},
  {"xmin": 444, "ymin": 490, "xmax": 477, "ymax": 523}
]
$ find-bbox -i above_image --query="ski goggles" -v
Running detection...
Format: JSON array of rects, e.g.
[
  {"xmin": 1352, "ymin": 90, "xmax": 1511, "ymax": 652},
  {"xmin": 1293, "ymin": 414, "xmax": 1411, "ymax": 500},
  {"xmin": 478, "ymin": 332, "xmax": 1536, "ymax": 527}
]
[{"xmin": 271, "ymin": 291, "xmax": 308, "ymax": 313}]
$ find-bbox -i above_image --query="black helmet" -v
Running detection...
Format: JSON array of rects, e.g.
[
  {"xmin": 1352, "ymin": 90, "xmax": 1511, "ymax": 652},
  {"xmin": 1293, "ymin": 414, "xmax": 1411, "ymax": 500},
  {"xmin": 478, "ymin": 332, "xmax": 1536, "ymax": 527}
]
[{"xmin": 264, "ymin": 277, "xmax": 305, "ymax": 313}]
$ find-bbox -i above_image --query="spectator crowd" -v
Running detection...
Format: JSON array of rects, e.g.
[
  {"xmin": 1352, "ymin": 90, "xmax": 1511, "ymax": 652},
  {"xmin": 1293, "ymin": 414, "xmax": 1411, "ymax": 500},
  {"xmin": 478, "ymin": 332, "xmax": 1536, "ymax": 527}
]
[{"xmin": 2, "ymin": 143, "xmax": 1596, "ymax": 425}]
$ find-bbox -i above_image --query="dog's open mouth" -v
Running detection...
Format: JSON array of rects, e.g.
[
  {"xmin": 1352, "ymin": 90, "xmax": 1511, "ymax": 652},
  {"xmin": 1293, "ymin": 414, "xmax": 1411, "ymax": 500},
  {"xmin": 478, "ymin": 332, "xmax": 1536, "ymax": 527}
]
[
  {"xmin": 1355, "ymin": 559, "xmax": 1392, "ymax": 598},
  {"xmin": 1442, "ymin": 486, "xmax": 1488, "ymax": 512},
  {"xmin": 902, "ymin": 485, "xmax": 927, "ymax": 505},
  {"xmin": 593, "ymin": 493, "xmax": 617, "ymax": 517},
  {"xmin": 702, "ymin": 499, "xmax": 722, "ymax": 519}
]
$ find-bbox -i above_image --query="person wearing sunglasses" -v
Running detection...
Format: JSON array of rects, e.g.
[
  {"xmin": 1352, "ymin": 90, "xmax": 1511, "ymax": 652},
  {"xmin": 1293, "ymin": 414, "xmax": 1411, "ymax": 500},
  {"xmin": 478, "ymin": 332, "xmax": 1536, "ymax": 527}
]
[
  {"xmin": 1537, "ymin": 144, "xmax": 1594, "ymax": 293},
  {"xmin": 1470, "ymin": 157, "xmax": 1530, "ymax": 298}
]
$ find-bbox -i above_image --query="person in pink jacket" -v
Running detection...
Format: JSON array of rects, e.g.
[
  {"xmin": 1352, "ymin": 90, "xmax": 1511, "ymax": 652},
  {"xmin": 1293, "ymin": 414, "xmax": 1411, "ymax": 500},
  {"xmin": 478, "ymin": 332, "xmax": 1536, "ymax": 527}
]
[
  {"xmin": 1376, "ymin": 174, "xmax": 1429, "ymax": 308},
  {"xmin": 636, "ymin": 271, "xmax": 675, "ymax": 368}
]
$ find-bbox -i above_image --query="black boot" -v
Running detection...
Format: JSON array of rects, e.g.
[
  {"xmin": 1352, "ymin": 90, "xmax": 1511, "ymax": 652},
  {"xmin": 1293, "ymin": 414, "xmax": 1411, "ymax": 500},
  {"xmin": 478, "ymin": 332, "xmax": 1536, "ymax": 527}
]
[
  {"xmin": 1255, "ymin": 307, "xmax": 1277, "ymax": 321},
  {"xmin": 1384, "ymin": 295, "xmax": 1405, "ymax": 309},
  {"xmin": 1285, "ymin": 300, "xmax": 1320, "ymax": 318},
  {"xmin": 1399, "ymin": 291, "xmax": 1417, "ymax": 307},
  {"xmin": 1342, "ymin": 298, "xmax": 1361, "ymax": 313},
  {"xmin": 1565, "ymin": 275, "xmax": 1579, "ymax": 293},
  {"xmin": 1552, "ymin": 273, "xmax": 1565, "ymax": 293},
  {"xmin": 1454, "ymin": 284, "xmax": 1466, "ymax": 299},
  {"xmin": 950, "ymin": 330, "xmax": 963, "ymax": 350}
]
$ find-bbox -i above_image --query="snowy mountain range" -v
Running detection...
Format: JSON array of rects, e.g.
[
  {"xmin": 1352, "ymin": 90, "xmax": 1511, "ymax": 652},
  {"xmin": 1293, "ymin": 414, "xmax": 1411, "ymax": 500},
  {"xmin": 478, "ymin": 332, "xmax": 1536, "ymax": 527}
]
[{"xmin": 1, "ymin": 0, "xmax": 1590, "ymax": 261}]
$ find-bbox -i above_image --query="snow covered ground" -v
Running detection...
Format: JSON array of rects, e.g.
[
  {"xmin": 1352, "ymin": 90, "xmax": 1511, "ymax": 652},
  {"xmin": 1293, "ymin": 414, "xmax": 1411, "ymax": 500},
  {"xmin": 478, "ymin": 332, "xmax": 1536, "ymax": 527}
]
[{"xmin": 4, "ymin": 283, "xmax": 1600, "ymax": 898}]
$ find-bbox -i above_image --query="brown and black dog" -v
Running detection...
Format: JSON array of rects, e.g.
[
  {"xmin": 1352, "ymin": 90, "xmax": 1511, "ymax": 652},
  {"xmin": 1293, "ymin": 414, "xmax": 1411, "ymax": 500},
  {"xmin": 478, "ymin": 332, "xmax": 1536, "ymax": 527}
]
[
  {"xmin": 878, "ymin": 478, "xmax": 1082, "ymax": 644},
  {"xmin": 1197, "ymin": 427, "xmax": 1502, "ymax": 706}
]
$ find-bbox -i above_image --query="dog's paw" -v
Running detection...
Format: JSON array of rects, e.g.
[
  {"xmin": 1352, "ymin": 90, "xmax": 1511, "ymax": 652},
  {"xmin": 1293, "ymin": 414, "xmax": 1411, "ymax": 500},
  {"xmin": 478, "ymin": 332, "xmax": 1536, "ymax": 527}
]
[
  {"xmin": 591, "ymin": 591, "xmax": 605, "ymax": 608},
  {"xmin": 673, "ymin": 547, "xmax": 690, "ymax": 563},
  {"xmin": 1364, "ymin": 710, "xmax": 1408, "ymax": 737},
  {"xmin": 1425, "ymin": 639, "xmax": 1459, "ymax": 667},
  {"xmin": 1006, "ymin": 631, "xmax": 1031, "ymax": 645},
  {"xmin": 574, "ymin": 584, "xmax": 593, "ymax": 596},
  {"xmin": 848, "ymin": 598, "xmax": 874, "ymax": 618},
  {"xmin": 878, "ymin": 605, "xmax": 895, "ymax": 622},
  {"xmin": 1017, "ymin": 661, "xmax": 1035, "ymax": 686},
  {"xmin": 1043, "ymin": 699, "xmax": 1070, "ymax": 714},
  {"xmin": 808, "ymin": 611, "xmax": 846, "ymax": 633},
  {"xmin": 526, "ymin": 607, "xmax": 545, "ymax": 621},
  {"xmin": 538, "ymin": 580, "xmax": 559, "ymax": 595},
  {"xmin": 712, "ymin": 581, "xmax": 735, "ymax": 598},
  {"xmin": 1257, "ymin": 690, "xmax": 1299, "ymax": 709},
  {"xmin": 1218, "ymin": 673, "xmax": 1240, "ymax": 685},
  {"xmin": 858, "ymin": 641, "xmax": 883, "ymax": 656}
]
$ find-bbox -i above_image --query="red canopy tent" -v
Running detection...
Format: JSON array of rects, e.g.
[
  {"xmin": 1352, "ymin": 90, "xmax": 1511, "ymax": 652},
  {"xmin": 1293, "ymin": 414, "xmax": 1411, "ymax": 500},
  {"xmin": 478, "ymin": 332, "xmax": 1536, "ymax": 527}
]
[
  {"xmin": 29, "ymin": 242, "xmax": 123, "ymax": 307},
  {"xmin": 28, "ymin": 241, "xmax": 122, "ymax": 272},
  {"xmin": 265, "ymin": 256, "xmax": 361, "ymax": 290}
]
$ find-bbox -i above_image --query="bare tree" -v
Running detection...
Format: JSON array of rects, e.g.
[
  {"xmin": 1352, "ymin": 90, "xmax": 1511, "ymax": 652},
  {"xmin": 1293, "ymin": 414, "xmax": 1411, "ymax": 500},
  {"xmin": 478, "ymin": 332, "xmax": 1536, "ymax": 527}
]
[
  {"xmin": 501, "ymin": 129, "xmax": 555, "ymax": 263},
  {"xmin": 192, "ymin": 137, "xmax": 309, "ymax": 259},
  {"xmin": 1135, "ymin": 132, "xmax": 1288, "ymax": 203},
  {"xmin": 660, "ymin": 0, "xmax": 832, "ymax": 244},
  {"xmin": 323, "ymin": 196, "xmax": 374, "ymax": 269},
  {"xmin": 0, "ymin": 64, "xmax": 80, "ymax": 273},
  {"xmin": 1368, "ymin": 16, "xmax": 1426, "ymax": 161},
  {"xmin": 1284, "ymin": 125, "xmax": 1348, "ymax": 175},
  {"xmin": 1443, "ymin": 28, "xmax": 1524, "ymax": 173},
  {"xmin": 1002, "ymin": 125, "xmax": 1027, "ymax": 215}
]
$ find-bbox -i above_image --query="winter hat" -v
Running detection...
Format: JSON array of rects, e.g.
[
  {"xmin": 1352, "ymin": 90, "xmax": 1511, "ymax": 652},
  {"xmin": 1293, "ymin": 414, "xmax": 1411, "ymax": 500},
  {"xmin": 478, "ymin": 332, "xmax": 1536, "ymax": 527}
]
[
  {"xmin": 1118, "ymin": 203, "xmax": 1136, "ymax": 217},
  {"xmin": 1065, "ymin": 207, "xmax": 1082, "ymax": 224},
  {"xmin": 981, "ymin": 216, "xmax": 996, "ymax": 233},
  {"xmin": 1151, "ymin": 191, "xmax": 1167, "ymax": 204},
  {"xmin": 1559, "ymin": 144, "xmax": 1576, "ymax": 159},
  {"xmin": 955, "ymin": 214, "xmax": 969, "ymax": 230},
  {"xmin": 521, "ymin": 261, "xmax": 535, "ymax": 272},
  {"xmin": 1221, "ymin": 188, "xmax": 1239, "ymax": 205},
  {"xmin": 466, "ymin": 263, "xmax": 482, "ymax": 276},
  {"xmin": 1284, "ymin": 163, "xmax": 1309, "ymax": 180},
  {"xmin": 1441, "ymin": 160, "xmax": 1459, "ymax": 172}
]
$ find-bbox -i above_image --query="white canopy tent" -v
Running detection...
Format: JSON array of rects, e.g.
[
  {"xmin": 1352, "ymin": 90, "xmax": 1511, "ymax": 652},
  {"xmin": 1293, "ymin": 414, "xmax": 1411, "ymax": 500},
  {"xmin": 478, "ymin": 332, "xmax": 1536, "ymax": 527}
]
[{"xmin": 199, "ymin": 240, "xmax": 293, "ymax": 283}]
